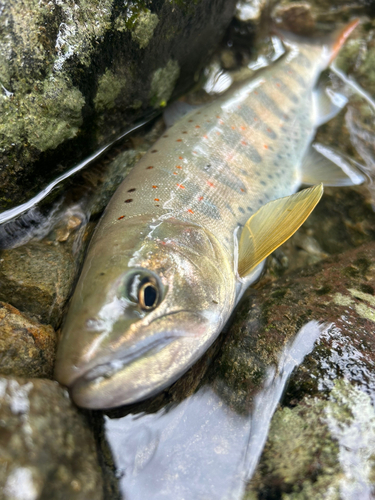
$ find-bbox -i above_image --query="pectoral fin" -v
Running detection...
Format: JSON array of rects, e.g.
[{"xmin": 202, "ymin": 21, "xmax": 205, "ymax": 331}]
[
  {"xmin": 301, "ymin": 143, "xmax": 367, "ymax": 186},
  {"xmin": 238, "ymin": 184, "xmax": 323, "ymax": 277}
]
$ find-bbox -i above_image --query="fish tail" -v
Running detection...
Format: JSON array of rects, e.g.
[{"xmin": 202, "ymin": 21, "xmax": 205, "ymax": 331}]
[{"xmin": 275, "ymin": 19, "xmax": 359, "ymax": 69}]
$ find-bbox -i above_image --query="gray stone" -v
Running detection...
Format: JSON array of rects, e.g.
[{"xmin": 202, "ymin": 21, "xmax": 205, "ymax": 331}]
[{"xmin": 0, "ymin": 377, "xmax": 103, "ymax": 500}]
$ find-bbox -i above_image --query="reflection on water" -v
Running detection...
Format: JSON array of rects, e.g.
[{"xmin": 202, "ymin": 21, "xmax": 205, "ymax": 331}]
[{"xmin": 105, "ymin": 321, "xmax": 325, "ymax": 500}]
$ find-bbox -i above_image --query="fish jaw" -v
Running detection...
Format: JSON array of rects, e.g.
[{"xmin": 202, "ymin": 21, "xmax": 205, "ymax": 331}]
[
  {"xmin": 69, "ymin": 311, "xmax": 219, "ymax": 408},
  {"xmin": 54, "ymin": 216, "xmax": 235, "ymax": 408}
]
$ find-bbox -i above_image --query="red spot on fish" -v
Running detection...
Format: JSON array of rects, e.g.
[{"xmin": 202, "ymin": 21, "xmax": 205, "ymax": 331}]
[
  {"xmin": 216, "ymin": 115, "xmax": 221, "ymax": 119},
  {"xmin": 187, "ymin": 209, "xmax": 194, "ymax": 214},
  {"xmin": 198, "ymin": 196, "xmax": 204, "ymax": 201},
  {"xmin": 152, "ymin": 185, "xmax": 158, "ymax": 188},
  {"xmin": 240, "ymin": 126, "xmax": 246, "ymax": 131},
  {"xmin": 276, "ymin": 83, "xmax": 281, "ymax": 88},
  {"xmin": 264, "ymin": 144, "xmax": 268, "ymax": 149},
  {"xmin": 241, "ymin": 140, "xmax": 247, "ymax": 146},
  {"xmin": 240, "ymin": 188, "xmax": 245, "ymax": 192},
  {"xmin": 203, "ymin": 135, "xmax": 208, "ymax": 139},
  {"xmin": 146, "ymin": 166, "xmax": 154, "ymax": 169},
  {"xmin": 266, "ymin": 128, "xmax": 272, "ymax": 133},
  {"xmin": 195, "ymin": 125, "xmax": 200, "ymax": 128},
  {"xmin": 118, "ymin": 215, "xmax": 125, "ymax": 220},
  {"xmin": 173, "ymin": 172, "xmax": 177, "ymax": 175},
  {"xmin": 254, "ymin": 117, "xmax": 258, "ymax": 121},
  {"xmin": 176, "ymin": 139, "xmax": 182, "ymax": 142},
  {"xmin": 176, "ymin": 165, "xmax": 182, "ymax": 169},
  {"xmin": 177, "ymin": 184, "xmax": 185, "ymax": 189},
  {"xmin": 154, "ymin": 198, "xmax": 159, "ymax": 201},
  {"xmin": 231, "ymin": 126, "xmax": 236, "ymax": 130},
  {"xmin": 254, "ymin": 91, "xmax": 258, "ymax": 95},
  {"xmin": 179, "ymin": 156, "xmax": 183, "ymax": 160},
  {"xmin": 219, "ymin": 120, "xmax": 224, "ymax": 125},
  {"xmin": 216, "ymin": 131, "xmax": 221, "ymax": 135},
  {"xmin": 207, "ymin": 181, "xmax": 214, "ymax": 187},
  {"xmin": 193, "ymin": 151, "xmax": 197, "ymax": 155},
  {"xmin": 161, "ymin": 241, "xmax": 166, "ymax": 245}
]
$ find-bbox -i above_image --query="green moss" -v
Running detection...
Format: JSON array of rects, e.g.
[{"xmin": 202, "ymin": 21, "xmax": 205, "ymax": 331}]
[
  {"xmin": 94, "ymin": 70, "xmax": 126, "ymax": 112},
  {"xmin": 149, "ymin": 59, "xmax": 180, "ymax": 108},
  {"xmin": 132, "ymin": 11, "xmax": 159, "ymax": 49},
  {"xmin": 247, "ymin": 380, "xmax": 375, "ymax": 498},
  {"xmin": 115, "ymin": 7, "xmax": 158, "ymax": 49},
  {"xmin": 0, "ymin": 76, "xmax": 85, "ymax": 152}
]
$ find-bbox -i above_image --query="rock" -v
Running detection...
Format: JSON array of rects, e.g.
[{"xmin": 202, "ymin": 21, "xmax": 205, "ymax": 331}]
[
  {"xmin": 0, "ymin": 238, "xmax": 81, "ymax": 329},
  {"xmin": 0, "ymin": 302, "xmax": 56, "ymax": 379},
  {"xmin": 0, "ymin": 377, "xmax": 103, "ymax": 500},
  {"xmin": 216, "ymin": 241, "xmax": 375, "ymax": 496},
  {"xmin": 0, "ymin": 0, "xmax": 238, "ymax": 213}
]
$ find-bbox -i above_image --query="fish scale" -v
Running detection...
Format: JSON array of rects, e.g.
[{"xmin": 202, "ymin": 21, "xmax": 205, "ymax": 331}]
[
  {"xmin": 55, "ymin": 20, "xmax": 361, "ymax": 409},
  {"xmin": 101, "ymin": 55, "xmax": 313, "ymax": 253}
]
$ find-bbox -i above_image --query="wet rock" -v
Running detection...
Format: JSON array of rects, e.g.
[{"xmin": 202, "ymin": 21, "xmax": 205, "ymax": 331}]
[
  {"xmin": 0, "ymin": 377, "xmax": 103, "ymax": 500},
  {"xmin": 0, "ymin": 302, "xmax": 55, "ymax": 379},
  {"xmin": 0, "ymin": 0, "xmax": 238, "ymax": 212},
  {"xmin": 214, "ymin": 241, "xmax": 375, "ymax": 496},
  {"xmin": 0, "ymin": 237, "xmax": 81, "ymax": 329}
]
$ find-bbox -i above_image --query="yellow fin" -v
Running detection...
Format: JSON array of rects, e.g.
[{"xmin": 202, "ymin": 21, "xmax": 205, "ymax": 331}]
[{"xmin": 238, "ymin": 184, "xmax": 323, "ymax": 278}]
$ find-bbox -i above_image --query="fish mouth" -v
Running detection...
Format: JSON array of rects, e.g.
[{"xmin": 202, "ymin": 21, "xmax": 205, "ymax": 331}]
[{"xmin": 72, "ymin": 332, "xmax": 177, "ymax": 387}]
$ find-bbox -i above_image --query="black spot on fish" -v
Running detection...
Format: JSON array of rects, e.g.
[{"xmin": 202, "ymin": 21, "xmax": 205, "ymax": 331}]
[
  {"xmin": 268, "ymin": 174, "xmax": 273, "ymax": 179},
  {"xmin": 127, "ymin": 188, "xmax": 136, "ymax": 192},
  {"xmin": 260, "ymin": 180, "xmax": 267, "ymax": 186},
  {"xmin": 238, "ymin": 207, "xmax": 245, "ymax": 214},
  {"xmin": 125, "ymin": 199, "xmax": 133, "ymax": 203},
  {"xmin": 247, "ymin": 207, "xmax": 252, "ymax": 212}
]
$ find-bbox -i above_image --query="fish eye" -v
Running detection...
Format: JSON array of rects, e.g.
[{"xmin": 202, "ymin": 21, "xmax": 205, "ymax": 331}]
[{"xmin": 123, "ymin": 270, "xmax": 162, "ymax": 311}]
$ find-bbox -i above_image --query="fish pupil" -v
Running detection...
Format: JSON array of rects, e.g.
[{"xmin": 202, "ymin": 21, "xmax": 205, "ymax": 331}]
[{"xmin": 139, "ymin": 282, "xmax": 159, "ymax": 310}]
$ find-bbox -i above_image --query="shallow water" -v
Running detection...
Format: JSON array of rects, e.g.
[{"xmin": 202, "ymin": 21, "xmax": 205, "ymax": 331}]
[{"xmin": 105, "ymin": 321, "xmax": 324, "ymax": 500}]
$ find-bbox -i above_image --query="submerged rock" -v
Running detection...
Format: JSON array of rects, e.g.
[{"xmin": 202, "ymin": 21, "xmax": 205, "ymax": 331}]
[
  {"xmin": 0, "ymin": 0, "xmax": 238, "ymax": 213},
  {"xmin": 0, "ymin": 302, "xmax": 55, "ymax": 379},
  {"xmin": 0, "ymin": 377, "xmax": 103, "ymax": 500}
]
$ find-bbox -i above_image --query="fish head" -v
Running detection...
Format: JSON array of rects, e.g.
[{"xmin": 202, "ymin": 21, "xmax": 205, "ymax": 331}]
[{"xmin": 54, "ymin": 215, "xmax": 234, "ymax": 408}]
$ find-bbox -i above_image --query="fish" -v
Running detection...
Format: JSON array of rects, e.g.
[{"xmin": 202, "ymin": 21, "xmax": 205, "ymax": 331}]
[{"xmin": 54, "ymin": 19, "xmax": 364, "ymax": 409}]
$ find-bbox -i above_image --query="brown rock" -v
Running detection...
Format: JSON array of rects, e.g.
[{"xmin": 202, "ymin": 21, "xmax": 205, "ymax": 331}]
[{"xmin": 0, "ymin": 302, "xmax": 56, "ymax": 378}]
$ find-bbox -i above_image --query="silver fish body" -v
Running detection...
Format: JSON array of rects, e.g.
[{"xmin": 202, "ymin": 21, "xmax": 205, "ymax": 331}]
[{"xmin": 55, "ymin": 22, "xmax": 359, "ymax": 408}]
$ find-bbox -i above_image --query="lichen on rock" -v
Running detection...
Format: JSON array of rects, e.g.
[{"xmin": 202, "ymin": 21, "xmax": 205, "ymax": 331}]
[
  {"xmin": 149, "ymin": 59, "xmax": 180, "ymax": 108},
  {"xmin": 94, "ymin": 70, "xmax": 127, "ymax": 112}
]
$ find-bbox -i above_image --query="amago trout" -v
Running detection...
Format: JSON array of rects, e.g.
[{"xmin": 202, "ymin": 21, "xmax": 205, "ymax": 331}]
[{"xmin": 55, "ymin": 20, "xmax": 363, "ymax": 408}]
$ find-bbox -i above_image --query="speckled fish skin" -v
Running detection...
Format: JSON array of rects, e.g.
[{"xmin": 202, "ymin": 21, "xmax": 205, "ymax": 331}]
[{"xmin": 55, "ymin": 24, "xmax": 357, "ymax": 409}]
